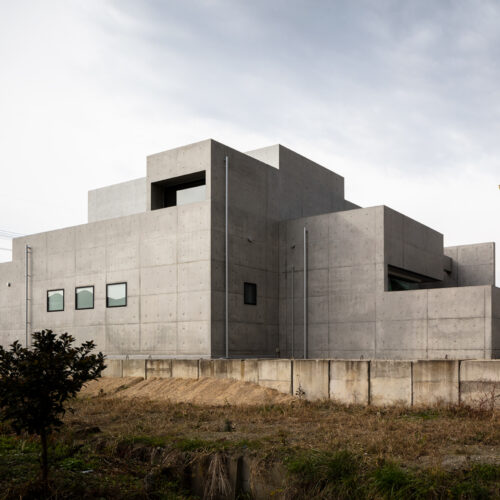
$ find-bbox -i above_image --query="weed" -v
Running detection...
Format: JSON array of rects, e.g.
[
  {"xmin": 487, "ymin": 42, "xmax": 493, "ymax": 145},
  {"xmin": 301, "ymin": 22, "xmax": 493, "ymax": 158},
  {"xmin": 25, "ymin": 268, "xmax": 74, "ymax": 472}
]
[{"xmin": 285, "ymin": 449, "xmax": 361, "ymax": 498}]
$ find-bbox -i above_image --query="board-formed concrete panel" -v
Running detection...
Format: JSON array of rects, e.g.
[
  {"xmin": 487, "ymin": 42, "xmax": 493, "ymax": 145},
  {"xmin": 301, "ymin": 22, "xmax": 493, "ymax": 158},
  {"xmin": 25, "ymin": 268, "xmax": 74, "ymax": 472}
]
[
  {"xmin": 292, "ymin": 359, "xmax": 330, "ymax": 400},
  {"xmin": 257, "ymin": 359, "xmax": 292, "ymax": 394},
  {"xmin": 412, "ymin": 360, "xmax": 459, "ymax": 405},
  {"xmin": 370, "ymin": 360, "xmax": 412, "ymax": 406},
  {"xmin": 460, "ymin": 360, "xmax": 500, "ymax": 407},
  {"xmin": 146, "ymin": 359, "xmax": 172, "ymax": 378},
  {"xmin": 329, "ymin": 360, "xmax": 369, "ymax": 405},
  {"xmin": 123, "ymin": 359, "xmax": 146, "ymax": 377},
  {"xmin": 171, "ymin": 359, "xmax": 200, "ymax": 379}
]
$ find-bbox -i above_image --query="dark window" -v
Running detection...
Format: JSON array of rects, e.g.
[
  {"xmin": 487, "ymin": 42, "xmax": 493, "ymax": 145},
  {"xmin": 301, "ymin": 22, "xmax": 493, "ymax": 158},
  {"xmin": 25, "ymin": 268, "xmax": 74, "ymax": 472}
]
[
  {"xmin": 76, "ymin": 286, "xmax": 94, "ymax": 310},
  {"xmin": 387, "ymin": 265, "xmax": 437, "ymax": 291},
  {"xmin": 151, "ymin": 171, "xmax": 206, "ymax": 210},
  {"xmin": 244, "ymin": 282, "xmax": 257, "ymax": 305},
  {"xmin": 47, "ymin": 289, "xmax": 64, "ymax": 312},
  {"xmin": 106, "ymin": 282, "xmax": 127, "ymax": 308}
]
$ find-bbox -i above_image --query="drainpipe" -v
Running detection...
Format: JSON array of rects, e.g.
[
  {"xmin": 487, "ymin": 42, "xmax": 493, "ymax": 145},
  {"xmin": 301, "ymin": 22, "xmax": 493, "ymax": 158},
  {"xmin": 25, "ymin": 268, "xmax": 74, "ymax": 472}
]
[
  {"xmin": 291, "ymin": 265, "xmax": 294, "ymax": 358},
  {"xmin": 25, "ymin": 244, "xmax": 31, "ymax": 348},
  {"xmin": 303, "ymin": 227, "xmax": 308, "ymax": 359},
  {"xmin": 225, "ymin": 155, "xmax": 229, "ymax": 359}
]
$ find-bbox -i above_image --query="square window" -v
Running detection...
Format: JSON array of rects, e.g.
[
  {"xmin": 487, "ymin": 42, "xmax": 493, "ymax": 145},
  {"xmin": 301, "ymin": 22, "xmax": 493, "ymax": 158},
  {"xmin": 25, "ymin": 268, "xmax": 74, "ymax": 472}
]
[
  {"xmin": 76, "ymin": 286, "xmax": 94, "ymax": 310},
  {"xmin": 47, "ymin": 289, "xmax": 64, "ymax": 312},
  {"xmin": 106, "ymin": 283, "xmax": 127, "ymax": 308},
  {"xmin": 244, "ymin": 282, "xmax": 257, "ymax": 305}
]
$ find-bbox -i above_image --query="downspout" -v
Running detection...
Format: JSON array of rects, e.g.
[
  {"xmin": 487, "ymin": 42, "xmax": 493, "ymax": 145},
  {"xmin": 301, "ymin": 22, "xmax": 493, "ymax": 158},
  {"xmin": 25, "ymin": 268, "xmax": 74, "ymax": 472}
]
[
  {"xmin": 25, "ymin": 244, "xmax": 31, "ymax": 348},
  {"xmin": 291, "ymin": 265, "xmax": 294, "ymax": 358},
  {"xmin": 225, "ymin": 155, "xmax": 229, "ymax": 359},
  {"xmin": 303, "ymin": 227, "xmax": 308, "ymax": 359}
]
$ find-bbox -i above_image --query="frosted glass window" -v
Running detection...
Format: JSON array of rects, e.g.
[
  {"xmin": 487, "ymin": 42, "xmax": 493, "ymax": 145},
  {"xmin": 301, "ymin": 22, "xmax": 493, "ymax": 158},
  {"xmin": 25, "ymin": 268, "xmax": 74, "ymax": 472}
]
[
  {"xmin": 76, "ymin": 286, "xmax": 94, "ymax": 310},
  {"xmin": 47, "ymin": 289, "xmax": 64, "ymax": 312},
  {"xmin": 176, "ymin": 185, "xmax": 206, "ymax": 206},
  {"xmin": 106, "ymin": 283, "xmax": 127, "ymax": 308}
]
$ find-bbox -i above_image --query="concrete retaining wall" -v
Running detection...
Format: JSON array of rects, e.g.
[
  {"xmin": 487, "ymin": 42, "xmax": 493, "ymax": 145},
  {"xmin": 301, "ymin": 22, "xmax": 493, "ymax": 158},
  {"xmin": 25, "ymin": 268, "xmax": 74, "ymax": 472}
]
[{"xmin": 101, "ymin": 358, "xmax": 500, "ymax": 407}]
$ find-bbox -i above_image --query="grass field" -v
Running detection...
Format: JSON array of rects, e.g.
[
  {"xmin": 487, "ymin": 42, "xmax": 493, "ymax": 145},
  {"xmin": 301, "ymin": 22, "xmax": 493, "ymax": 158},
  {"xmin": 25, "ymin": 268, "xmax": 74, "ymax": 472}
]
[{"xmin": 0, "ymin": 379, "xmax": 499, "ymax": 499}]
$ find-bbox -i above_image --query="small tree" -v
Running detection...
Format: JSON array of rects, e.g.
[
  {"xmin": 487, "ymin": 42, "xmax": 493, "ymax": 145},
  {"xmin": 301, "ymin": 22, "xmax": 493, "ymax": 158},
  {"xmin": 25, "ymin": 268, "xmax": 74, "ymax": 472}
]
[{"xmin": 0, "ymin": 329, "xmax": 106, "ymax": 489}]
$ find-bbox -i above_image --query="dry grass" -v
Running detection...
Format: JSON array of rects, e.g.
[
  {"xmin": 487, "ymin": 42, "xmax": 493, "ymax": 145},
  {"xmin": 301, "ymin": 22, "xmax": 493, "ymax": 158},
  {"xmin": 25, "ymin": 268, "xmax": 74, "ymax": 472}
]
[
  {"xmin": 1, "ymin": 378, "xmax": 499, "ymax": 498},
  {"xmin": 66, "ymin": 388, "xmax": 500, "ymax": 469}
]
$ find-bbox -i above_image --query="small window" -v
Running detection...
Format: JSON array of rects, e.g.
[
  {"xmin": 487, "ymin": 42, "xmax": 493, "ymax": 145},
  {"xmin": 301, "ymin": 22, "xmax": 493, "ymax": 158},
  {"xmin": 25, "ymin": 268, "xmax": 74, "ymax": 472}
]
[
  {"xmin": 76, "ymin": 286, "xmax": 94, "ymax": 310},
  {"xmin": 244, "ymin": 282, "xmax": 257, "ymax": 305},
  {"xmin": 47, "ymin": 289, "xmax": 64, "ymax": 312},
  {"xmin": 106, "ymin": 282, "xmax": 127, "ymax": 308}
]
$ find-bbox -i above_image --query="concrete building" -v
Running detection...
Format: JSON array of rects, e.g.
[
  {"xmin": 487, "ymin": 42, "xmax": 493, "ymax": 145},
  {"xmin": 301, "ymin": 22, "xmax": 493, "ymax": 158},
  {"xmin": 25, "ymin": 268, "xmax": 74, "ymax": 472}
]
[{"xmin": 0, "ymin": 139, "xmax": 498, "ymax": 359}]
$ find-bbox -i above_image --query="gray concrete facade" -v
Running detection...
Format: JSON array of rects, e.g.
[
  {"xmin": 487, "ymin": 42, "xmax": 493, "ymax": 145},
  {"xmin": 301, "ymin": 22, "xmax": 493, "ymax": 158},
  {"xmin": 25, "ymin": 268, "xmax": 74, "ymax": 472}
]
[{"xmin": 0, "ymin": 139, "xmax": 498, "ymax": 359}]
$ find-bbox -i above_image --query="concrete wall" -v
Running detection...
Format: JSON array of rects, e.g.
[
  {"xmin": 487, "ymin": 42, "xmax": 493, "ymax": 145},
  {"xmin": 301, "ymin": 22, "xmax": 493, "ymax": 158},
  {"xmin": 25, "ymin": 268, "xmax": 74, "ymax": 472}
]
[
  {"xmin": 210, "ymin": 141, "xmax": 280, "ymax": 358},
  {"xmin": 279, "ymin": 205, "xmax": 497, "ymax": 360},
  {"xmin": 7, "ymin": 200, "xmax": 212, "ymax": 358},
  {"xmin": 209, "ymin": 142, "xmax": 349, "ymax": 358},
  {"xmin": 443, "ymin": 243, "xmax": 496, "ymax": 287},
  {"xmin": 246, "ymin": 144, "xmax": 345, "ymax": 221},
  {"xmin": 88, "ymin": 178, "xmax": 147, "ymax": 223},
  {"xmin": 384, "ymin": 206, "xmax": 444, "ymax": 281},
  {"xmin": 103, "ymin": 357, "xmax": 500, "ymax": 408}
]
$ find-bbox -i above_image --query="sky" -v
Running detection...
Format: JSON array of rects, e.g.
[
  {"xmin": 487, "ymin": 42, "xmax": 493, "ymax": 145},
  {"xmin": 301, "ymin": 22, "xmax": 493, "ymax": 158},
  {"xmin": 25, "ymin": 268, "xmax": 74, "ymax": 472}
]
[{"xmin": 0, "ymin": 0, "xmax": 499, "ymax": 282}]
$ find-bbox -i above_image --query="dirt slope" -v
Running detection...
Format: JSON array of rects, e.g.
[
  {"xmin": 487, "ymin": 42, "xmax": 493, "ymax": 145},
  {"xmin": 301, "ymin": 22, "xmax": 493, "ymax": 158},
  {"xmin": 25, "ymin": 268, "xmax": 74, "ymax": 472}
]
[{"xmin": 80, "ymin": 376, "xmax": 296, "ymax": 405}]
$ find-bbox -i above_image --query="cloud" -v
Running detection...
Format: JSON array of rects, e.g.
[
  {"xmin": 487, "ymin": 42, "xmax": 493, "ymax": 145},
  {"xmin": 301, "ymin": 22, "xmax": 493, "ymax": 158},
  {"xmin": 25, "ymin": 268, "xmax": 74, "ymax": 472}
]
[{"xmin": 0, "ymin": 0, "xmax": 499, "ymax": 281}]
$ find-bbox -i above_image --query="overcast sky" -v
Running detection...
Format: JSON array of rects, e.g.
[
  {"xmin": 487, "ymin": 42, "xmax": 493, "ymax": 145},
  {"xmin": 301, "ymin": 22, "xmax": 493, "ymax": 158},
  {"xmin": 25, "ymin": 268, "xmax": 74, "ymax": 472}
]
[{"xmin": 0, "ymin": 0, "xmax": 499, "ymax": 282}]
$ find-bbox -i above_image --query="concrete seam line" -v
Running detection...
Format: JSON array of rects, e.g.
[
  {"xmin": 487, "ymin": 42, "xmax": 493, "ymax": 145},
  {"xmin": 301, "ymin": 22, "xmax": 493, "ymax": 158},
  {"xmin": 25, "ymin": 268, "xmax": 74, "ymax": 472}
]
[
  {"xmin": 367, "ymin": 360, "xmax": 371, "ymax": 406},
  {"xmin": 410, "ymin": 361, "xmax": 414, "ymax": 406},
  {"xmin": 458, "ymin": 359, "xmax": 462, "ymax": 405},
  {"xmin": 327, "ymin": 360, "xmax": 331, "ymax": 400}
]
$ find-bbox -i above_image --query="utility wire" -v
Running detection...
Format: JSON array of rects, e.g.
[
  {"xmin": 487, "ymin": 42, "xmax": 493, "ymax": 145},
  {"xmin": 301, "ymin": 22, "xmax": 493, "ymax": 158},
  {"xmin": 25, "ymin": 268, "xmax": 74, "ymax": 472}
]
[
  {"xmin": 0, "ymin": 247, "xmax": 12, "ymax": 252},
  {"xmin": 0, "ymin": 229, "xmax": 25, "ymax": 238}
]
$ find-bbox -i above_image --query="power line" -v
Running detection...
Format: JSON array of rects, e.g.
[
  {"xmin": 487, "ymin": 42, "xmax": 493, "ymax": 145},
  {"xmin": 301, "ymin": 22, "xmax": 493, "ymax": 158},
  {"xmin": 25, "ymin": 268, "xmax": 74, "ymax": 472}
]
[
  {"xmin": 0, "ymin": 247, "xmax": 12, "ymax": 252},
  {"xmin": 0, "ymin": 229, "xmax": 25, "ymax": 239}
]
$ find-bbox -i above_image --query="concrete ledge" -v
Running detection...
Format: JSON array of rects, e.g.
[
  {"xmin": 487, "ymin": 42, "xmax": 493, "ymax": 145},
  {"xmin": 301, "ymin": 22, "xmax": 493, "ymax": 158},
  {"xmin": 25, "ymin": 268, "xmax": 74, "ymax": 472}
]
[
  {"xmin": 241, "ymin": 359, "xmax": 259, "ymax": 383},
  {"xmin": 293, "ymin": 360, "xmax": 329, "ymax": 400},
  {"xmin": 100, "ymin": 358, "xmax": 500, "ymax": 408},
  {"xmin": 257, "ymin": 359, "xmax": 292, "ymax": 394},
  {"xmin": 200, "ymin": 359, "xmax": 244, "ymax": 380},
  {"xmin": 371, "ymin": 360, "xmax": 412, "ymax": 406},
  {"xmin": 123, "ymin": 359, "xmax": 146, "ymax": 378},
  {"xmin": 146, "ymin": 359, "xmax": 172, "ymax": 378},
  {"xmin": 329, "ymin": 360, "xmax": 369, "ymax": 405},
  {"xmin": 460, "ymin": 360, "xmax": 500, "ymax": 408},
  {"xmin": 171, "ymin": 359, "xmax": 200, "ymax": 379},
  {"xmin": 412, "ymin": 360, "xmax": 459, "ymax": 406},
  {"xmin": 102, "ymin": 359, "xmax": 123, "ymax": 377}
]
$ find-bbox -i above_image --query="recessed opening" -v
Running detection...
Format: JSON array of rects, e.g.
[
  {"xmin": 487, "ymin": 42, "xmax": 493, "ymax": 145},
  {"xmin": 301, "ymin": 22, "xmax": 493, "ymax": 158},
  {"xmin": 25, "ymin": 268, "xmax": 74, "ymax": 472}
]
[
  {"xmin": 151, "ymin": 171, "xmax": 206, "ymax": 210},
  {"xmin": 244, "ymin": 282, "xmax": 257, "ymax": 305},
  {"xmin": 388, "ymin": 265, "xmax": 437, "ymax": 291}
]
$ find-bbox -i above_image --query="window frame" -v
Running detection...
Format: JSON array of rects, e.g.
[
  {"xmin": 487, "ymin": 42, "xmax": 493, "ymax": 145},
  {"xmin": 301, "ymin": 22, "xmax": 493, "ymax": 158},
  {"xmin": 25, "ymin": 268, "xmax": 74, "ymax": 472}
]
[
  {"xmin": 75, "ymin": 285, "xmax": 95, "ymax": 310},
  {"xmin": 243, "ymin": 282, "xmax": 257, "ymax": 306},
  {"xmin": 106, "ymin": 282, "xmax": 128, "ymax": 308},
  {"xmin": 47, "ymin": 288, "xmax": 65, "ymax": 312}
]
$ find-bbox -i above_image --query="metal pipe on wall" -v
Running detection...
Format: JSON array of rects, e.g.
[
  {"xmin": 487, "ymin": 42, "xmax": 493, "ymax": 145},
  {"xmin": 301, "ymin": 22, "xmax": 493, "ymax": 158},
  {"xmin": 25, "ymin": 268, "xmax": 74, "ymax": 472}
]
[
  {"xmin": 225, "ymin": 155, "xmax": 229, "ymax": 359},
  {"xmin": 25, "ymin": 244, "xmax": 31, "ymax": 348},
  {"xmin": 303, "ymin": 227, "xmax": 308, "ymax": 359},
  {"xmin": 291, "ymin": 265, "xmax": 294, "ymax": 358}
]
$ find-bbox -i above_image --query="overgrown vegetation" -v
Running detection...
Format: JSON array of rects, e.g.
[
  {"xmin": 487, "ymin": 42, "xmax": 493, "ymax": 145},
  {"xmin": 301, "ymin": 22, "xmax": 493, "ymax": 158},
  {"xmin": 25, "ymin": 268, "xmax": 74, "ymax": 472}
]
[
  {"xmin": 0, "ymin": 330, "xmax": 105, "ymax": 492},
  {"xmin": 0, "ymin": 389, "xmax": 498, "ymax": 498}
]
